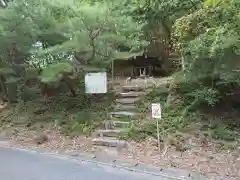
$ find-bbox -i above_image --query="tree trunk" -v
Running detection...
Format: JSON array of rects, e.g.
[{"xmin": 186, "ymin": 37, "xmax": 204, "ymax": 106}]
[
  {"xmin": 63, "ymin": 76, "xmax": 77, "ymax": 97},
  {"xmin": 0, "ymin": 74, "xmax": 8, "ymax": 102}
]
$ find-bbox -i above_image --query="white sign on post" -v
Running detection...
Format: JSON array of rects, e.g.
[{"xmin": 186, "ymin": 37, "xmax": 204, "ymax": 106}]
[
  {"xmin": 151, "ymin": 103, "xmax": 161, "ymax": 119},
  {"xmin": 85, "ymin": 72, "xmax": 107, "ymax": 94},
  {"xmin": 151, "ymin": 103, "xmax": 161, "ymax": 153}
]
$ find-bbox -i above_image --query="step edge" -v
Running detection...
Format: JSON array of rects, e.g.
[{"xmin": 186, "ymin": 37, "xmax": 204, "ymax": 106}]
[
  {"xmin": 102, "ymin": 120, "xmax": 130, "ymax": 124},
  {"xmin": 95, "ymin": 129, "xmax": 126, "ymax": 133}
]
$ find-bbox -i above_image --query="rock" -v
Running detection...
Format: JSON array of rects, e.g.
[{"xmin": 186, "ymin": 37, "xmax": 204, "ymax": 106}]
[
  {"xmin": 208, "ymin": 156, "xmax": 214, "ymax": 159},
  {"xmin": 34, "ymin": 134, "xmax": 48, "ymax": 145},
  {"xmin": 70, "ymin": 153, "xmax": 79, "ymax": 157},
  {"xmin": 33, "ymin": 108, "xmax": 48, "ymax": 115}
]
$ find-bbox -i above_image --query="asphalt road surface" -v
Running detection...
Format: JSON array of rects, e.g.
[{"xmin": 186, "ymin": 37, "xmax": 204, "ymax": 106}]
[{"xmin": 0, "ymin": 146, "xmax": 172, "ymax": 180}]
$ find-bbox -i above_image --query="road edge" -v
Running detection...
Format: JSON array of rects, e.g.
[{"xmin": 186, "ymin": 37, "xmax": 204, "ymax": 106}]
[{"xmin": 0, "ymin": 141, "xmax": 206, "ymax": 180}]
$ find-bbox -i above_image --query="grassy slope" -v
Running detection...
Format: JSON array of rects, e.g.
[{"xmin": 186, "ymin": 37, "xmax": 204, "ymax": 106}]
[
  {"xmin": 119, "ymin": 83, "xmax": 240, "ymax": 150},
  {"xmin": 0, "ymin": 91, "xmax": 114, "ymax": 138}
]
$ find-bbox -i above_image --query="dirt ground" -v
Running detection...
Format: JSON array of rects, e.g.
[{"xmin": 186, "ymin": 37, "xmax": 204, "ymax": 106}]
[{"xmin": 1, "ymin": 128, "xmax": 239, "ymax": 180}]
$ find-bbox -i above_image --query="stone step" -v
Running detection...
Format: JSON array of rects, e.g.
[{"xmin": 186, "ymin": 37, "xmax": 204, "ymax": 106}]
[
  {"xmin": 115, "ymin": 104, "xmax": 137, "ymax": 111},
  {"xmin": 116, "ymin": 98, "xmax": 140, "ymax": 105},
  {"xmin": 122, "ymin": 85, "xmax": 143, "ymax": 92},
  {"xmin": 92, "ymin": 137, "xmax": 128, "ymax": 148},
  {"xmin": 95, "ymin": 129, "xmax": 125, "ymax": 137},
  {"xmin": 109, "ymin": 111, "xmax": 136, "ymax": 118},
  {"xmin": 116, "ymin": 92, "xmax": 142, "ymax": 98},
  {"xmin": 102, "ymin": 120, "xmax": 131, "ymax": 129}
]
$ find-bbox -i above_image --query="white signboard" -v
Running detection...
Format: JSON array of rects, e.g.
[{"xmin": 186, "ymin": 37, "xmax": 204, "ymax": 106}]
[
  {"xmin": 151, "ymin": 103, "xmax": 161, "ymax": 119},
  {"xmin": 85, "ymin": 72, "xmax": 107, "ymax": 94}
]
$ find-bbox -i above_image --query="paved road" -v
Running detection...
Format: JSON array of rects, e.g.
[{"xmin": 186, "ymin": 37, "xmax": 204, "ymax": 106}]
[{"xmin": 0, "ymin": 146, "xmax": 171, "ymax": 180}]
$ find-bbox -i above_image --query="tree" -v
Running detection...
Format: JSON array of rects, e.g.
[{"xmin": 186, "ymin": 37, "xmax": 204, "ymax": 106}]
[
  {"xmin": 172, "ymin": 0, "xmax": 240, "ymax": 106},
  {"xmin": 129, "ymin": 0, "xmax": 202, "ymax": 44},
  {"xmin": 0, "ymin": 0, "xmax": 146, "ymax": 100}
]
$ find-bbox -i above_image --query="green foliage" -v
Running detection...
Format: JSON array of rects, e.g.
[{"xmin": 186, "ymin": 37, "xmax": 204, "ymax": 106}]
[
  {"xmin": 128, "ymin": 0, "xmax": 202, "ymax": 43},
  {"xmin": 40, "ymin": 62, "xmax": 73, "ymax": 83},
  {"xmin": 185, "ymin": 87, "xmax": 220, "ymax": 106},
  {"xmin": 137, "ymin": 86, "xmax": 169, "ymax": 113},
  {"xmin": 200, "ymin": 121, "xmax": 239, "ymax": 141},
  {"xmin": 119, "ymin": 108, "xmax": 188, "ymax": 141},
  {"xmin": 118, "ymin": 126, "xmax": 150, "ymax": 142},
  {"xmin": 211, "ymin": 125, "xmax": 237, "ymax": 141},
  {"xmin": 58, "ymin": 110, "xmax": 96, "ymax": 136},
  {"xmin": 171, "ymin": 0, "xmax": 240, "ymax": 108},
  {"xmin": 0, "ymin": 0, "xmax": 146, "ymax": 86}
]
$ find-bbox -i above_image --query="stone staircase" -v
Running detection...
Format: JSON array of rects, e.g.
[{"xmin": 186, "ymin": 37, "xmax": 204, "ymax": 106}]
[{"xmin": 92, "ymin": 81, "xmax": 144, "ymax": 149}]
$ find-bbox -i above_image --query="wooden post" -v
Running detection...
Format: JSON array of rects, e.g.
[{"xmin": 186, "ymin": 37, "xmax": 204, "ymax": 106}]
[
  {"xmin": 112, "ymin": 59, "xmax": 114, "ymax": 88},
  {"xmin": 148, "ymin": 64, "xmax": 151, "ymax": 76},
  {"xmin": 156, "ymin": 119, "xmax": 161, "ymax": 153},
  {"xmin": 151, "ymin": 103, "xmax": 162, "ymax": 154}
]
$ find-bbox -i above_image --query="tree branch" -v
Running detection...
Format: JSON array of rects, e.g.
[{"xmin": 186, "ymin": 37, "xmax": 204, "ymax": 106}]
[{"xmin": 86, "ymin": 13, "xmax": 109, "ymax": 62}]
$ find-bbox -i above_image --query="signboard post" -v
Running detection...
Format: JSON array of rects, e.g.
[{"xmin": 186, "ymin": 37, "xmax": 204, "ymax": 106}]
[
  {"xmin": 151, "ymin": 103, "xmax": 162, "ymax": 153},
  {"xmin": 85, "ymin": 72, "xmax": 107, "ymax": 94}
]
